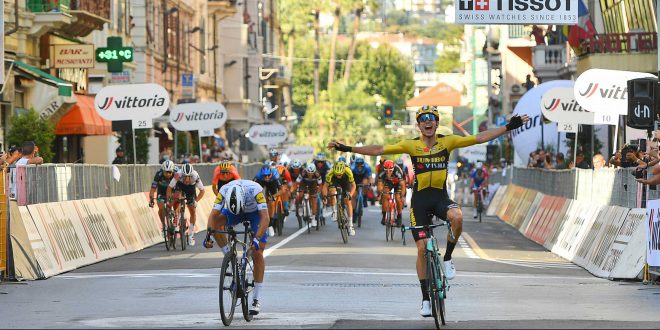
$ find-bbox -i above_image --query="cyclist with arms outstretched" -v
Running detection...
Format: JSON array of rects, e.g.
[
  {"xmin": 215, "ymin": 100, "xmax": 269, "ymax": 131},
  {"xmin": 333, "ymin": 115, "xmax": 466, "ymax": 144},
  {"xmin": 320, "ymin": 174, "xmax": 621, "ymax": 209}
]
[{"xmin": 328, "ymin": 105, "xmax": 528, "ymax": 317}]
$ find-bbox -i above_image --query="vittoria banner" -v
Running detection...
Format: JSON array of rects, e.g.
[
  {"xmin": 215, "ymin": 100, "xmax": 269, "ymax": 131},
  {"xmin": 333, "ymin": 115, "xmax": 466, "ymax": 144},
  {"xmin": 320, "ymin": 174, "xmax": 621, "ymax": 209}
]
[
  {"xmin": 170, "ymin": 102, "xmax": 228, "ymax": 131},
  {"xmin": 94, "ymin": 83, "xmax": 170, "ymax": 121}
]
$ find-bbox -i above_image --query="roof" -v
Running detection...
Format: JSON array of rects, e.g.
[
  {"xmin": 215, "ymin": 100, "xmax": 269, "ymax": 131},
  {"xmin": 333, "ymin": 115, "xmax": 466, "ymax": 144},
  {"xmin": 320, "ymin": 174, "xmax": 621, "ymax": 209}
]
[{"xmin": 406, "ymin": 82, "xmax": 462, "ymax": 107}]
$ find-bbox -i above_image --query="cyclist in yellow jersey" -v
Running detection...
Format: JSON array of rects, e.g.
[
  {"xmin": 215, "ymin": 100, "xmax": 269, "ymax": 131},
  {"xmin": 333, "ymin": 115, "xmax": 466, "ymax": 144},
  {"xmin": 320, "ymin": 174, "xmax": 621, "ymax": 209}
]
[
  {"xmin": 328, "ymin": 105, "xmax": 528, "ymax": 317},
  {"xmin": 322, "ymin": 161, "xmax": 357, "ymax": 236}
]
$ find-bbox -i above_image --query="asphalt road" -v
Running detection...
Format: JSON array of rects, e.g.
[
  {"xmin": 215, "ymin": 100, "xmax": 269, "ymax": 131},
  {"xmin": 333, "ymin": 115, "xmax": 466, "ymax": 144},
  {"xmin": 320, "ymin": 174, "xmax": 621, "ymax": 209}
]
[{"xmin": 2, "ymin": 202, "xmax": 660, "ymax": 329}]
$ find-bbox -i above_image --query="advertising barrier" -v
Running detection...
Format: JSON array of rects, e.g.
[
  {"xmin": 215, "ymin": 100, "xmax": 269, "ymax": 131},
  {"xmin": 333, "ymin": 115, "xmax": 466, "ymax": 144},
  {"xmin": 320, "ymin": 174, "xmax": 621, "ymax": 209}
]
[
  {"xmin": 586, "ymin": 206, "xmax": 630, "ymax": 277},
  {"xmin": 519, "ymin": 192, "xmax": 545, "ymax": 235},
  {"xmin": 646, "ymin": 199, "xmax": 660, "ymax": 266},
  {"xmin": 610, "ymin": 208, "xmax": 647, "ymax": 279},
  {"xmin": 74, "ymin": 199, "xmax": 125, "ymax": 261},
  {"xmin": 486, "ymin": 185, "xmax": 508, "ymax": 216},
  {"xmin": 9, "ymin": 202, "xmax": 41, "ymax": 280},
  {"xmin": 103, "ymin": 196, "xmax": 144, "ymax": 252}
]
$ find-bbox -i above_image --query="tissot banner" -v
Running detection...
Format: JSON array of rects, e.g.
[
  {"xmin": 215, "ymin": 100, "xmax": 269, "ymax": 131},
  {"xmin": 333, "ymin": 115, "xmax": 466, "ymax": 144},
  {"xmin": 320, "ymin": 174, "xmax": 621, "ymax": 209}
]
[{"xmin": 454, "ymin": 0, "xmax": 578, "ymax": 24}]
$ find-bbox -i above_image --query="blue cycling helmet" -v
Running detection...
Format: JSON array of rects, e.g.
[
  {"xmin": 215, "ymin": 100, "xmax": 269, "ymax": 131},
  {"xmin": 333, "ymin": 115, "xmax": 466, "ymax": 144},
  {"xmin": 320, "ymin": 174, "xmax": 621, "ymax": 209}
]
[
  {"xmin": 355, "ymin": 157, "xmax": 365, "ymax": 165},
  {"xmin": 338, "ymin": 156, "xmax": 346, "ymax": 163},
  {"xmin": 258, "ymin": 165, "xmax": 272, "ymax": 177}
]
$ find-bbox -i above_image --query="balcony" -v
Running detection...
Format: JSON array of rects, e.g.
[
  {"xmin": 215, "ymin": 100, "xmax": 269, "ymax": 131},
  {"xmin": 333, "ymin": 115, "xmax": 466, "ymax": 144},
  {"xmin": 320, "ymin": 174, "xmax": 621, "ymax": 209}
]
[
  {"xmin": 27, "ymin": 0, "xmax": 73, "ymax": 36},
  {"xmin": 576, "ymin": 33, "xmax": 658, "ymax": 74},
  {"xmin": 63, "ymin": 0, "xmax": 111, "ymax": 37},
  {"xmin": 532, "ymin": 44, "xmax": 571, "ymax": 82},
  {"xmin": 208, "ymin": 0, "xmax": 238, "ymax": 17}
]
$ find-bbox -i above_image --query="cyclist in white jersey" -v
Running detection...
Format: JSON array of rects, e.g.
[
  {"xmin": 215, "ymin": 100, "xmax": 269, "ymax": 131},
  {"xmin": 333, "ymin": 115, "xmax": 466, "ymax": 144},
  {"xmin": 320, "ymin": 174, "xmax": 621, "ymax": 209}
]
[
  {"xmin": 167, "ymin": 163, "xmax": 205, "ymax": 246},
  {"xmin": 204, "ymin": 179, "xmax": 270, "ymax": 315}
]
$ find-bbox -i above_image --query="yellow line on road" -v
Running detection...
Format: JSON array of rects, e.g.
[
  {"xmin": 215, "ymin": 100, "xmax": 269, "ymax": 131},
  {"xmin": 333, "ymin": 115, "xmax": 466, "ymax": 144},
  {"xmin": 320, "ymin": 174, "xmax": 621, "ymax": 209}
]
[{"xmin": 461, "ymin": 232, "xmax": 493, "ymax": 261}]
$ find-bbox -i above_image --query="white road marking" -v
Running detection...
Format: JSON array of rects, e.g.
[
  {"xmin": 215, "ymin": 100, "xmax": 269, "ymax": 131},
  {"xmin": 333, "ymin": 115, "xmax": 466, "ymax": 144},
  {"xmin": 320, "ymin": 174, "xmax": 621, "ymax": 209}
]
[
  {"xmin": 458, "ymin": 237, "xmax": 479, "ymax": 259},
  {"xmin": 263, "ymin": 225, "xmax": 308, "ymax": 258}
]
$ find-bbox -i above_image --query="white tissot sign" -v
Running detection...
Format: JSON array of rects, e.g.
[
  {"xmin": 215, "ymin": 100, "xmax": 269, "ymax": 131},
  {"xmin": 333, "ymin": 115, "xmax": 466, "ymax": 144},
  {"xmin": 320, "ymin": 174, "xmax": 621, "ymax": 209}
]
[
  {"xmin": 170, "ymin": 102, "xmax": 227, "ymax": 131},
  {"xmin": 574, "ymin": 69, "xmax": 656, "ymax": 115},
  {"xmin": 94, "ymin": 83, "xmax": 170, "ymax": 121},
  {"xmin": 454, "ymin": 0, "xmax": 578, "ymax": 24},
  {"xmin": 541, "ymin": 87, "xmax": 618, "ymax": 126},
  {"xmin": 248, "ymin": 124, "xmax": 288, "ymax": 145},
  {"xmin": 557, "ymin": 122, "xmax": 578, "ymax": 133}
]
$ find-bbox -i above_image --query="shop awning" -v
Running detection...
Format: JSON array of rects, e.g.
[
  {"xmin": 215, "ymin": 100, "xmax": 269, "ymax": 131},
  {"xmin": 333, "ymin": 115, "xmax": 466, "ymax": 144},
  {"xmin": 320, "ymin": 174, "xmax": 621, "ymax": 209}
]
[
  {"xmin": 407, "ymin": 82, "xmax": 462, "ymax": 108},
  {"xmin": 13, "ymin": 60, "xmax": 73, "ymax": 97},
  {"xmin": 56, "ymin": 95, "xmax": 111, "ymax": 135}
]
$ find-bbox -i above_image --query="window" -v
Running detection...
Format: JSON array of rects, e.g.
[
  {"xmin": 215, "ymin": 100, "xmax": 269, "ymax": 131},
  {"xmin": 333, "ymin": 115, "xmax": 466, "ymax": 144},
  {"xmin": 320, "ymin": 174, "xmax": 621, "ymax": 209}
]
[{"xmin": 243, "ymin": 57, "xmax": 249, "ymax": 100}]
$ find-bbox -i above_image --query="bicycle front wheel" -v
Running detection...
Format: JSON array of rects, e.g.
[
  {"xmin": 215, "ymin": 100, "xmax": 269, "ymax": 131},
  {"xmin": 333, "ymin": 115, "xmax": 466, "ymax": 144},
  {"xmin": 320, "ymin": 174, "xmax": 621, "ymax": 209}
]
[
  {"xmin": 427, "ymin": 253, "xmax": 446, "ymax": 328},
  {"xmin": 179, "ymin": 214, "xmax": 187, "ymax": 251},
  {"xmin": 219, "ymin": 253, "xmax": 238, "ymax": 326},
  {"xmin": 338, "ymin": 207, "xmax": 349, "ymax": 244},
  {"xmin": 241, "ymin": 253, "xmax": 254, "ymax": 321}
]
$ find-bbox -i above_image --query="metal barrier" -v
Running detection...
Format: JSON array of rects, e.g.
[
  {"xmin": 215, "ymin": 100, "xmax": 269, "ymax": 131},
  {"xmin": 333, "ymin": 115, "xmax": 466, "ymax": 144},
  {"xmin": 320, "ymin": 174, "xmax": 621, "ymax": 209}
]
[
  {"xmin": 510, "ymin": 167, "xmax": 652, "ymax": 209},
  {"xmin": 0, "ymin": 167, "xmax": 7, "ymax": 277},
  {"xmin": 15, "ymin": 162, "xmax": 263, "ymax": 205}
]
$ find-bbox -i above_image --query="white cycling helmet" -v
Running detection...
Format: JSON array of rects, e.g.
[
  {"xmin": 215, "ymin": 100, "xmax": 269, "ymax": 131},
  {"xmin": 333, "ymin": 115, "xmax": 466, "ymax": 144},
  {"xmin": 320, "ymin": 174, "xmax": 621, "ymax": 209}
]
[
  {"xmin": 161, "ymin": 160, "xmax": 175, "ymax": 172},
  {"xmin": 476, "ymin": 161, "xmax": 483, "ymax": 169},
  {"xmin": 305, "ymin": 163, "xmax": 316, "ymax": 173},
  {"xmin": 291, "ymin": 159, "xmax": 303, "ymax": 169},
  {"xmin": 182, "ymin": 163, "xmax": 194, "ymax": 176},
  {"xmin": 224, "ymin": 185, "xmax": 245, "ymax": 215}
]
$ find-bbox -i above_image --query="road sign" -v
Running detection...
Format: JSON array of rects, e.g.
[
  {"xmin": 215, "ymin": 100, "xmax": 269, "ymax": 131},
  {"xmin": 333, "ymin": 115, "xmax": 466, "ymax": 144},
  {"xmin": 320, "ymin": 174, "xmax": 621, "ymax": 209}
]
[
  {"xmin": 557, "ymin": 122, "xmax": 578, "ymax": 133},
  {"xmin": 496, "ymin": 116, "xmax": 506, "ymax": 127},
  {"xmin": 181, "ymin": 73, "xmax": 195, "ymax": 99}
]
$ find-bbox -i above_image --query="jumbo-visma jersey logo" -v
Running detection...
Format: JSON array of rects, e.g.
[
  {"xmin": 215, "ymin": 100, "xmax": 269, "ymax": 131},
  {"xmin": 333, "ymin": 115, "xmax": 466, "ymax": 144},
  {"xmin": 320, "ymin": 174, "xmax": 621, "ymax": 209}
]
[
  {"xmin": 578, "ymin": 83, "xmax": 627, "ymax": 100},
  {"xmin": 97, "ymin": 95, "xmax": 166, "ymax": 111}
]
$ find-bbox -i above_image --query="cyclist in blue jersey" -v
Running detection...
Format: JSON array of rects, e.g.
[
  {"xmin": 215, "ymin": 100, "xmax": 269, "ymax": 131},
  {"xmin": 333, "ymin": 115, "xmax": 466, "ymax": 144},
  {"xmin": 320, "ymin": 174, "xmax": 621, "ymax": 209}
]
[
  {"xmin": 254, "ymin": 165, "xmax": 283, "ymax": 236},
  {"xmin": 470, "ymin": 162, "xmax": 489, "ymax": 219},
  {"xmin": 351, "ymin": 157, "xmax": 372, "ymax": 209}
]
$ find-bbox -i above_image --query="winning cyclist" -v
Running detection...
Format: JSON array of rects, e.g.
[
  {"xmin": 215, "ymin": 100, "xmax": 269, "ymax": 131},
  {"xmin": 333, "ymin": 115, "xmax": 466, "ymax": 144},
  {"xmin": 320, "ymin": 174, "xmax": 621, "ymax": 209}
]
[
  {"xmin": 322, "ymin": 161, "xmax": 357, "ymax": 236},
  {"xmin": 253, "ymin": 165, "xmax": 283, "ymax": 237},
  {"xmin": 212, "ymin": 160, "xmax": 241, "ymax": 195},
  {"xmin": 167, "ymin": 163, "xmax": 205, "ymax": 246},
  {"xmin": 149, "ymin": 160, "xmax": 178, "ymax": 228},
  {"xmin": 377, "ymin": 159, "xmax": 405, "ymax": 227},
  {"xmin": 294, "ymin": 163, "xmax": 323, "ymax": 227},
  {"xmin": 470, "ymin": 161, "xmax": 489, "ymax": 219},
  {"xmin": 204, "ymin": 179, "xmax": 269, "ymax": 315},
  {"xmin": 328, "ymin": 105, "xmax": 528, "ymax": 316}
]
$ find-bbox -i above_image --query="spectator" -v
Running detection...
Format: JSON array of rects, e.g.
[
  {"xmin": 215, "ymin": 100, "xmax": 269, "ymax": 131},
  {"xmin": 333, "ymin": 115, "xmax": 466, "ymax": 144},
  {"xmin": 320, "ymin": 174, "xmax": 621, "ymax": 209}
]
[
  {"xmin": 531, "ymin": 25, "xmax": 546, "ymax": 45},
  {"xmin": 527, "ymin": 151, "xmax": 537, "ymax": 168},
  {"xmin": 571, "ymin": 152, "xmax": 591, "ymax": 169},
  {"xmin": 524, "ymin": 74, "xmax": 535, "ymax": 91},
  {"xmin": 555, "ymin": 152, "xmax": 568, "ymax": 169},
  {"xmin": 4, "ymin": 145, "xmax": 21, "ymax": 166},
  {"xmin": 544, "ymin": 152, "xmax": 554, "ymax": 169},
  {"xmin": 592, "ymin": 153, "xmax": 606, "ymax": 169},
  {"xmin": 608, "ymin": 151, "xmax": 622, "ymax": 168},
  {"xmin": 16, "ymin": 141, "xmax": 43, "ymax": 166},
  {"xmin": 112, "ymin": 147, "xmax": 128, "ymax": 164}
]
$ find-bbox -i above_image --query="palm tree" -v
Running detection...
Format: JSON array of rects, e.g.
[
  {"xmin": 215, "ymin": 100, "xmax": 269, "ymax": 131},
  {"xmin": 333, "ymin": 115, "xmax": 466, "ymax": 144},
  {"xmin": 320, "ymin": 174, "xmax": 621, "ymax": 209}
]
[
  {"xmin": 344, "ymin": 0, "xmax": 377, "ymax": 81},
  {"xmin": 327, "ymin": 1, "xmax": 342, "ymax": 90}
]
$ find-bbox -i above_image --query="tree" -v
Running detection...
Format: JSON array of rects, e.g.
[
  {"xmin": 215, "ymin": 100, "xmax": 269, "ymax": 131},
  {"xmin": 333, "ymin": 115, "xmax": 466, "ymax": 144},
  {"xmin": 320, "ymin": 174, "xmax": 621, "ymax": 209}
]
[
  {"xmin": 7, "ymin": 108, "xmax": 55, "ymax": 162},
  {"xmin": 344, "ymin": 0, "xmax": 378, "ymax": 81},
  {"xmin": 120, "ymin": 129, "xmax": 151, "ymax": 164},
  {"xmin": 434, "ymin": 50, "xmax": 461, "ymax": 73},
  {"xmin": 297, "ymin": 80, "xmax": 393, "ymax": 155},
  {"xmin": 327, "ymin": 1, "xmax": 341, "ymax": 90},
  {"xmin": 350, "ymin": 42, "xmax": 415, "ymax": 111}
]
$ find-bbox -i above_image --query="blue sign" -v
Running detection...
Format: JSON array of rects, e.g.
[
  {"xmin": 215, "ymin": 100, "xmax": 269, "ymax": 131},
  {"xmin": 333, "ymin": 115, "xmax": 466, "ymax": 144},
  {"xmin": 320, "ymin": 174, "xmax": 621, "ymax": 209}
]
[
  {"xmin": 496, "ymin": 115, "xmax": 506, "ymax": 127},
  {"xmin": 182, "ymin": 73, "xmax": 194, "ymax": 87}
]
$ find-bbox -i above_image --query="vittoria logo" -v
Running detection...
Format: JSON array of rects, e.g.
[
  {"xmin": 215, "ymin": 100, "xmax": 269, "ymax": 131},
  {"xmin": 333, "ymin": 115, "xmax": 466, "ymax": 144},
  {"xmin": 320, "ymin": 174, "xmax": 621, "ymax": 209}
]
[
  {"xmin": 578, "ymin": 83, "xmax": 627, "ymax": 100},
  {"xmin": 543, "ymin": 98, "xmax": 587, "ymax": 112},
  {"xmin": 170, "ymin": 102, "xmax": 228, "ymax": 131},
  {"xmin": 173, "ymin": 110, "xmax": 225, "ymax": 123},
  {"xmin": 97, "ymin": 95, "xmax": 166, "ymax": 111}
]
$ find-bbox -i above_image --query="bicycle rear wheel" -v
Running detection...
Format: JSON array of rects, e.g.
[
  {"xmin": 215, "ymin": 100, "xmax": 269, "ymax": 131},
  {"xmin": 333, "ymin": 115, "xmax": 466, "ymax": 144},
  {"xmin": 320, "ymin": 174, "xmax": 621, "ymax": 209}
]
[
  {"xmin": 389, "ymin": 208, "xmax": 397, "ymax": 241},
  {"xmin": 219, "ymin": 253, "xmax": 238, "ymax": 326},
  {"xmin": 163, "ymin": 226, "xmax": 170, "ymax": 251},
  {"xmin": 478, "ymin": 198, "xmax": 483, "ymax": 223},
  {"xmin": 385, "ymin": 211, "xmax": 391, "ymax": 242},
  {"xmin": 338, "ymin": 206, "xmax": 349, "ymax": 244}
]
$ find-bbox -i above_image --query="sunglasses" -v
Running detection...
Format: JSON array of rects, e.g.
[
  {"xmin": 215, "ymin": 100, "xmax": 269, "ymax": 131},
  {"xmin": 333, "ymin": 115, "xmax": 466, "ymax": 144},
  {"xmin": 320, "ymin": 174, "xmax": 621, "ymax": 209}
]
[{"xmin": 417, "ymin": 113, "xmax": 438, "ymax": 123}]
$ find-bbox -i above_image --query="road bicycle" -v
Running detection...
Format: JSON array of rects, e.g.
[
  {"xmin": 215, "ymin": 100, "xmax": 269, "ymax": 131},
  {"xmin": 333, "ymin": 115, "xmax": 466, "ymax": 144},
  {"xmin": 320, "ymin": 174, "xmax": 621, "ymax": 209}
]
[
  {"xmin": 329, "ymin": 186, "xmax": 350, "ymax": 244},
  {"xmin": 169, "ymin": 195, "xmax": 189, "ymax": 251},
  {"xmin": 473, "ymin": 186, "xmax": 486, "ymax": 223},
  {"xmin": 384, "ymin": 190, "xmax": 398, "ymax": 242},
  {"xmin": 268, "ymin": 192, "xmax": 286, "ymax": 236},
  {"xmin": 162, "ymin": 200, "xmax": 176, "ymax": 251},
  {"xmin": 297, "ymin": 188, "xmax": 314, "ymax": 234},
  {"xmin": 353, "ymin": 184, "xmax": 365, "ymax": 228},
  {"xmin": 206, "ymin": 220, "xmax": 255, "ymax": 326},
  {"xmin": 315, "ymin": 192, "xmax": 326, "ymax": 229},
  {"xmin": 401, "ymin": 217, "xmax": 454, "ymax": 328}
]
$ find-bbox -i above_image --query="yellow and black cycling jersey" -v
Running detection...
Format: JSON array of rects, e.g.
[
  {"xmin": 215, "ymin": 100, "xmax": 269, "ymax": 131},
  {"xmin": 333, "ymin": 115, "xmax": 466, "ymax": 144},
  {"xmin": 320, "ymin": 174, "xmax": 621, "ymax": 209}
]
[
  {"xmin": 383, "ymin": 134, "xmax": 477, "ymax": 191},
  {"xmin": 325, "ymin": 166, "xmax": 355, "ymax": 186}
]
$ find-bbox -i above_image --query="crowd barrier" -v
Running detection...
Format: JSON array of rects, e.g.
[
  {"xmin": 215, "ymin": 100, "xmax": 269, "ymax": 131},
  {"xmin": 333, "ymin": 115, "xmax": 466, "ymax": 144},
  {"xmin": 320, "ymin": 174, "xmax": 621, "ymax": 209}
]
[
  {"xmin": 487, "ymin": 184, "xmax": 648, "ymax": 280},
  {"xmin": 9, "ymin": 185, "xmax": 218, "ymax": 280},
  {"xmin": 13, "ymin": 162, "xmax": 263, "ymax": 205}
]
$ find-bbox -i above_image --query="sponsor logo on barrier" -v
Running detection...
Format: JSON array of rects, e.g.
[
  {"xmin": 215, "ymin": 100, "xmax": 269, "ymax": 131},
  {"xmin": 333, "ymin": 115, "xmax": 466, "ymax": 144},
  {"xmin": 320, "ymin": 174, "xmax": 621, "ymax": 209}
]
[{"xmin": 647, "ymin": 200, "xmax": 660, "ymax": 266}]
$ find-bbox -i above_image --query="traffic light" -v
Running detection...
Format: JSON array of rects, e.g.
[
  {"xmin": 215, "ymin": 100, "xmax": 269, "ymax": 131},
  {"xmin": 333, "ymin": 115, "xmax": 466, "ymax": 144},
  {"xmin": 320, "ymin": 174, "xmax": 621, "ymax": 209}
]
[{"xmin": 383, "ymin": 104, "xmax": 393, "ymax": 118}]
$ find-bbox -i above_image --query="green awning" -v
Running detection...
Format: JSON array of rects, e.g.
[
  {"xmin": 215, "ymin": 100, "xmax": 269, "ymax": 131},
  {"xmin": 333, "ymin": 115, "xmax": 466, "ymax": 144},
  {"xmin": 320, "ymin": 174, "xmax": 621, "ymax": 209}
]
[{"xmin": 13, "ymin": 60, "xmax": 73, "ymax": 97}]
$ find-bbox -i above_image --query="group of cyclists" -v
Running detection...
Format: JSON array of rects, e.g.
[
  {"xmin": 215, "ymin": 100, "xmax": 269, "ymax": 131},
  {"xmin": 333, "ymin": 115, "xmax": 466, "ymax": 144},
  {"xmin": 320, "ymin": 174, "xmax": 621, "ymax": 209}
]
[{"xmin": 146, "ymin": 104, "xmax": 529, "ymax": 319}]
